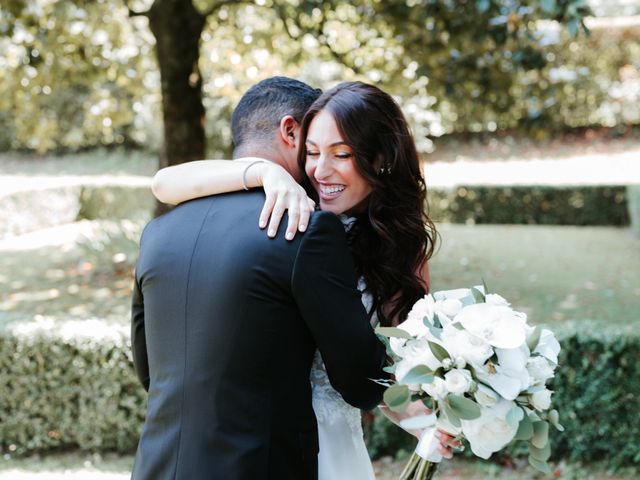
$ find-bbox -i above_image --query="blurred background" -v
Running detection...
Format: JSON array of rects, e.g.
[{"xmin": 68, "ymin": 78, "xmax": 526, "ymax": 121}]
[{"xmin": 1, "ymin": 0, "xmax": 639, "ymax": 478}]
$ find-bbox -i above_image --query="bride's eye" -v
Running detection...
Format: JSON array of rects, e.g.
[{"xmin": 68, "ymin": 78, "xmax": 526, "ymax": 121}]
[
  {"xmin": 335, "ymin": 152, "xmax": 353, "ymax": 159},
  {"xmin": 306, "ymin": 150, "xmax": 320, "ymax": 157}
]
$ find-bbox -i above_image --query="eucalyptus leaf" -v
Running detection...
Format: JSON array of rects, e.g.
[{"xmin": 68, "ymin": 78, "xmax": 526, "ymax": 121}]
[
  {"xmin": 529, "ymin": 441, "xmax": 551, "ymax": 462},
  {"xmin": 528, "ymin": 455, "xmax": 552, "ymax": 474},
  {"xmin": 376, "ymin": 327, "xmax": 412, "ymax": 340},
  {"xmin": 383, "ymin": 384, "xmax": 411, "ymax": 412},
  {"xmin": 506, "ymin": 405, "xmax": 525, "ymax": 430},
  {"xmin": 448, "ymin": 395, "xmax": 481, "ymax": 420},
  {"xmin": 428, "ymin": 323, "xmax": 443, "ymax": 340},
  {"xmin": 526, "ymin": 325, "xmax": 542, "ymax": 351},
  {"xmin": 428, "ymin": 341, "xmax": 450, "ymax": 362},
  {"xmin": 399, "ymin": 365, "xmax": 434, "ymax": 385},
  {"xmin": 443, "ymin": 402, "xmax": 461, "ymax": 428},
  {"xmin": 471, "ymin": 287, "xmax": 485, "ymax": 303},
  {"xmin": 548, "ymin": 409, "xmax": 564, "ymax": 432},
  {"xmin": 531, "ymin": 420, "xmax": 549, "ymax": 449},
  {"xmin": 514, "ymin": 413, "xmax": 534, "ymax": 441},
  {"xmin": 482, "ymin": 278, "xmax": 490, "ymax": 295},
  {"xmin": 432, "ymin": 313, "xmax": 442, "ymax": 329}
]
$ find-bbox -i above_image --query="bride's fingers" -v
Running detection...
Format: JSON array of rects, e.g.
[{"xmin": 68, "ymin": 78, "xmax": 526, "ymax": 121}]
[
  {"xmin": 259, "ymin": 193, "xmax": 276, "ymax": 230},
  {"xmin": 437, "ymin": 445, "xmax": 453, "ymax": 459},
  {"xmin": 267, "ymin": 195, "xmax": 288, "ymax": 238},
  {"xmin": 299, "ymin": 200, "xmax": 311, "ymax": 233},
  {"xmin": 307, "ymin": 197, "xmax": 316, "ymax": 211},
  {"xmin": 285, "ymin": 204, "xmax": 300, "ymax": 241}
]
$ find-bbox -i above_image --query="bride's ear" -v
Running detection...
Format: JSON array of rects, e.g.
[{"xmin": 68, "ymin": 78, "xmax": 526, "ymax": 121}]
[{"xmin": 279, "ymin": 115, "xmax": 299, "ymax": 149}]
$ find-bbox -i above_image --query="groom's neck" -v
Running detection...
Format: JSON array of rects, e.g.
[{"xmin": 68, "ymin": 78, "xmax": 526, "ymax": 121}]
[{"xmin": 233, "ymin": 146, "xmax": 291, "ymax": 175}]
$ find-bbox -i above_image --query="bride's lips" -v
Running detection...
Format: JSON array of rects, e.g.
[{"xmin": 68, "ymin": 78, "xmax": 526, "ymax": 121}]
[{"xmin": 317, "ymin": 183, "xmax": 346, "ymax": 201}]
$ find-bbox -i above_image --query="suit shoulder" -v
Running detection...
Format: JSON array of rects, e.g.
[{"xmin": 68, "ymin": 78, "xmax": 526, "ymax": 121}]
[{"xmin": 307, "ymin": 210, "xmax": 344, "ymax": 233}]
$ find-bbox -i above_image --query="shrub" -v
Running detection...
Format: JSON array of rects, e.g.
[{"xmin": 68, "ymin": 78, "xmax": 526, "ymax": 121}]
[{"xmin": 427, "ymin": 186, "xmax": 629, "ymax": 226}]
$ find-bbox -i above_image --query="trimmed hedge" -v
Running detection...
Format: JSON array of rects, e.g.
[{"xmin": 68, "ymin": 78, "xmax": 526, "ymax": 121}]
[
  {"xmin": 427, "ymin": 186, "xmax": 630, "ymax": 226},
  {"xmin": 2, "ymin": 319, "xmax": 639, "ymax": 468},
  {"xmin": 0, "ymin": 320, "xmax": 145, "ymax": 456},
  {"xmin": 365, "ymin": 321, "xmax": 640, "ymax": 469}
]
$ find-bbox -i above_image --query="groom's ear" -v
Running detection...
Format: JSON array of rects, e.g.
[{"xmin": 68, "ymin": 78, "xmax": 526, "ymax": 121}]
[{"xmin": 279, "ymin": 115, "xmax": 299, "ymax": 149}]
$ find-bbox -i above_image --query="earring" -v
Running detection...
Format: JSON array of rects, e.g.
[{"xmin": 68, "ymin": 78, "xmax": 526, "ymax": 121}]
[{"xmin": 379, "ymin": 164, "xmax": 391, "ymax": 175}]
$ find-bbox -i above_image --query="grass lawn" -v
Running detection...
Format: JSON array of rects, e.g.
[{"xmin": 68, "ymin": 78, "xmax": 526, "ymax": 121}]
[{"xmin": 0, "ymin": 453, "xmax": 636, "ymax": 480}]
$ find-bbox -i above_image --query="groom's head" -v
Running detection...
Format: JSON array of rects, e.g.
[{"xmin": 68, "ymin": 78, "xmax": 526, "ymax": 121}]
[{"xmin": 231, "ymin": 76, "xmax": 321, "ymax": 180}]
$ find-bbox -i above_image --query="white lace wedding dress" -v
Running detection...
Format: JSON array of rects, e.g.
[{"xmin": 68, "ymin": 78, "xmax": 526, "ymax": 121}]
[{"xmin": 309, "ymin": 216, "xmax": 378, "ymax": 480}]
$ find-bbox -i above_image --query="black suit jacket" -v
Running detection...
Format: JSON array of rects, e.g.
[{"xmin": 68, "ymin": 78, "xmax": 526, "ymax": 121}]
[{"xmin": 130, "ymin": 191, "xmax": 386, "ymax": 480}]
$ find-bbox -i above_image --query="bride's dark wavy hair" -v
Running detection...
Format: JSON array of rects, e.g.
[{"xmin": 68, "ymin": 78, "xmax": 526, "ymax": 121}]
[{"xmin": 297, "ymin": 81, "xmax": 437, "ymax": 326}]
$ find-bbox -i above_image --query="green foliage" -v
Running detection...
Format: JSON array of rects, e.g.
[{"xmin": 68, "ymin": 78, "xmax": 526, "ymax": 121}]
[
  {"xmin": 0, "ymin": 328, "xmax": 145, "ymax": 456},
  {"xmin": 365, "ymin": 322, "xmax": 640, "ymax": 469},
  {"xmin": 427, "ymin": 186, "xmax": 630, "ymax": 225}
]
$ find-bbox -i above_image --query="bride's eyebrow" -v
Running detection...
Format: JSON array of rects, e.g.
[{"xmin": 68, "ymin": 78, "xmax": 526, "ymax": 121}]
[{"xmin": 306, "ymin": 139, "xmax": 350, "ymax": 148}]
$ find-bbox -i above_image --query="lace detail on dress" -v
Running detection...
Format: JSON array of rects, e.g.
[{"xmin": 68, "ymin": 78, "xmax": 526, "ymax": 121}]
[{"xmin": 310, "ymin": 216, "xmax": 379, "ymax": 445}]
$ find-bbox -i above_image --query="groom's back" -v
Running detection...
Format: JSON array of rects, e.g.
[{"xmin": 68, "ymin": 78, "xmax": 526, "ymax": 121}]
[{"xmin": 132, "ymin": 191, "xmax": 319, "ymax": 480}]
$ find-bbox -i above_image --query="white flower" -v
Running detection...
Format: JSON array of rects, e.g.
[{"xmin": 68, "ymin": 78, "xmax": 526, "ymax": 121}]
[
  {"xmin": 422, "ymin": 376, "xmax": 447, "ymax": 401},
  {"xmin": 474, "ymin": 383, "xmax": 499, "ymax": 407},
  {"xmin": 441, "ymin": 324, "xmax": 494, "ymax": 366},
  {"xmin": 534, "ymin": 329, "xmax": 561, "ymax": 365},
  {"xmin": 460, "ymin": 399, "xmax": 519, "ymax": 459},
  {"xmin": 394, "ymin": 338, "xmax": 441, "ymax": 383},
  {"xmin": 473, "ymin": 346, "xmax": 531, "ymax": 401},
  {"xmin": 444, "ymin": 368, "xmax": 473, "ymax": 395},
  {"xmin": 485, "ymin": 293, "xmax": 509, "ymax": 306},
  {"xmin": 455, "ymin": 356, "xmax": 467, "ymax": 369},
  {"xmin": 526, "ymin": 356, "xmax": 555, "ymax": 383},
  {"xmin": 437, "ymin": 298, "xmax": 463, "ymax": 318},
  {"xmin": 399, "ymin": 295, "xmax": 436, "ymax": 337},
  {"xmin": 456, "ymin": 303, "xmax": 528, "ymax": 349},
  {"xmin": 433, "ymin": 287, "xmax": 479, "ymax": 307},
  {"xmin": 530, "ymin": 388, "xmax": 553, "ymax": 411}
]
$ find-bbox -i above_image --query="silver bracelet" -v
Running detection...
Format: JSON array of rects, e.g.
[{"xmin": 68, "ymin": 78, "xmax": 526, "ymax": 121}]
[{"xmin": 242, "ymin": 160, "xmax": 265, "ymax": 191}]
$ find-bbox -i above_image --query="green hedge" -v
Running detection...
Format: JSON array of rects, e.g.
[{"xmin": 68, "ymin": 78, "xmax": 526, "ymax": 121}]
[
  {"xmin": 365, "ymin": 321, "xmax": 640, "ymax": 469},
  {"xmin": 0, "ymin": 321, "xmax": 145, "ymax": 456},
  {"xmin": 427, "ymin": 186, "xmax": 630, "ymax": 226},
  {"xmin": 3, "ymin": 319, "xmax": 639, "ymax": 469}
]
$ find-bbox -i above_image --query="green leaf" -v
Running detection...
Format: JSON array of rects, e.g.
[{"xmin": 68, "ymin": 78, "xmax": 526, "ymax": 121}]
[
  {"xmin": 528, "ymin": 455, "xmax": 552, "ymax": 474},
  {"xmin": 432, "ymin": 313, "xmax": 442, "ymax": 328},
  {"xmin": 428, "ymin": 341, "xmax": 450, "ymax": 362},
  {"xmin": 506, "ymin": 405, "xmax": 525, "ymax": 429},
  {"xmin": 399, "ymin": 365, "xmax": 434, "ymax": 385},
  {"xmin": 376, "ymin": 327, "xmax": 412, "ymax": 340},
  {"xmin": 482, "ymin": 277, "xmax": 489, "ymax": 295},
  {"xmin": 526, "ymin": 325, "xmax": 542, "ymax": 351},
  {"xmin": 514, "ymin": 413, "xmax": 534, "ymax": 441},
  {"xmin": 471, "ymin": 287, "xmax": 485, "ymax": 303},
  {"xmin": 540, "ymin": 0, "xmax": 556, "ymax": 14},
  {"xmin": 443, "ymin": 402, "xmax": 461, "ymax": 428},
  {"xmin": 383, "ymin": 384, "xmax": 411, "ymax": 412},
  {"xmin": 448, "ymin": 395, "xmax": 481, "ymax": 420},
  {"xmin": 548, "ymin": 409, "xmax": 564, "ymax": 432},
  {"xmin": 568, "ymin": 18, "xmax": 578, "ymax": 37},
  {"xmin": 475, "ymin": 0, "xmax": 490, "ymax": 14},
  {"xmin": 427, "ymin": 323, "xmax": 443, "ymax": 340},
  {"xmin": 529, "ymin": 441, "xmax": 551, "ymax": 462},
  {"xmin": 531, "ymin": 420, "xmax": 549, "ymax": 449}
]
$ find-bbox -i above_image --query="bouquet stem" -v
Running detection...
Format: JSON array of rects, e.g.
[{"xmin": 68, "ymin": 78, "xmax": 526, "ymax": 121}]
[{"xmin": 399, "ymin": 452, "xmax": 438, "ymax": 480}]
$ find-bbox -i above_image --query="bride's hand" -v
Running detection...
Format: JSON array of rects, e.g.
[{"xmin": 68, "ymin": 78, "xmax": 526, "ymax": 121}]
[{"xmin": 258, "ymin": 163, "xmax": 316, "ymax": 240}]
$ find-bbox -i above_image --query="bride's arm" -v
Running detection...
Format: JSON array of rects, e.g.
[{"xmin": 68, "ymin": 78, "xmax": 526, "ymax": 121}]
[{"xmin": 152, "ymin": 158, "xmax": 315, "ymax": 240}]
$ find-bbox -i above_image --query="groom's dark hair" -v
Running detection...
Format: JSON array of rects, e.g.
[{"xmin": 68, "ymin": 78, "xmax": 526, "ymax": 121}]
[{"xmin": 231, "ymin": 76, "xmax": 321, "ymax": 156}]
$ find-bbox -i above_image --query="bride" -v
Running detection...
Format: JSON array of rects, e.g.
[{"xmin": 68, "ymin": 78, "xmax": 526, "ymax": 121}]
[{"xmin": 152, "ymin": 81, "xmax": 457, "ymax": 478}]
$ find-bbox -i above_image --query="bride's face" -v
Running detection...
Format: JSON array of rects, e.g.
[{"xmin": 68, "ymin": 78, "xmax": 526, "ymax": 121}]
[{"xmin": 304, "ymin": 109, "xmax": 372, "ymax": 215}]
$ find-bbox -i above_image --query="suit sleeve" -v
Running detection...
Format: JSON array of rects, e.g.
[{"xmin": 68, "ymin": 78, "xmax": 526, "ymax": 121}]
[
  {"xmin": 291, "ymin": 212, "xmax": 387, "ymax": 410},
  {"xmin": 131, "ymin": 271, "xmax": 150, "ymax": 392}
]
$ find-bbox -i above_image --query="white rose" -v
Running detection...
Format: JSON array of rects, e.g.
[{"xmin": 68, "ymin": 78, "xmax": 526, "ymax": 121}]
[
  {"xmin": 474, "ymin": 383, "xmax": 499, "ymax": 407},
  {"xmin": 395, "ymin": 338, "xmax": 441, "ymax": 383},
  {"xmin": 441, "ymin": 324, "xmax": 494, "ymax": 366},
  {"xmin": 437, "ymin": 298, "xmax": 463, "ymax": 318},
  {"xmin": 422, "ymin": 376, "xmax": 447, "ymax": 400},
  {"xmin": 534, "ymin": 329, "xmax": 561, "ymax": 365},
  {"xmin": 526, "ymin": 356, "xmax": 555, "ymax": 383},
  {"xmin": 460, "ymin": 399, "xmax": 519, "ymax": 459},
  {"xmin": 444, "ymin": 368, "xmax": 473, "ymax": 395},
  {"xmin": 456, "ymin": 303, "xmax": 527, "ymax": 349},
  {"xmin": 530, "ymin": 388, "xmax": 553, "ymax": 411},
  {"xmin": 485, "ymin": 293, "xmax": 509, "ymax": 306},
  {"xmin": 399, "ymin": 296, "xmax": 436, "ymax": 337}
]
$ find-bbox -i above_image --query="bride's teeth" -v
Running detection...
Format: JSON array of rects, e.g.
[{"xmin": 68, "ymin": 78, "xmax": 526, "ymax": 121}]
[{"xmin": 321, "ymin": 186, "xmax": 345, "ymax": 194}]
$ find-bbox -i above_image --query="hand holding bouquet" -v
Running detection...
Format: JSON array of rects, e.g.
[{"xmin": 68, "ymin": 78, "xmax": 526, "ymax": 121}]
[{"xmin": 376, "ymin": 285, "xmax": 563, "ymax": 480}]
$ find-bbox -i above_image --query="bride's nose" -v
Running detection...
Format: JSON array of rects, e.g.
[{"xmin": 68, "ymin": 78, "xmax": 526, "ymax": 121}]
[{"xmin": 314, "ymin": 153, "xmax": 333, "ymax": 180}]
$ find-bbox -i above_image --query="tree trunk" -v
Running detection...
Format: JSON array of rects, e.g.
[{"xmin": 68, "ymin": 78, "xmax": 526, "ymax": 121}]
[{"xmin": 148, "ymin": 0, "xmax": 206, "ymax": 216}]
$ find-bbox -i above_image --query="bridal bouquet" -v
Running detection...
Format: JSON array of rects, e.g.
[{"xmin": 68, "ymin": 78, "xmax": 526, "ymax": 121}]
[{"xmin": 375, "ymin": 285, "xmax": 562, "ymax": 480}]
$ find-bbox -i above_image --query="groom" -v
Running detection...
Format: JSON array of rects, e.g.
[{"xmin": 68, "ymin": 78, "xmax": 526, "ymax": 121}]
[{"xmin": 130, "ymin": 77, "xmax": 388, "ymax": 480}]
